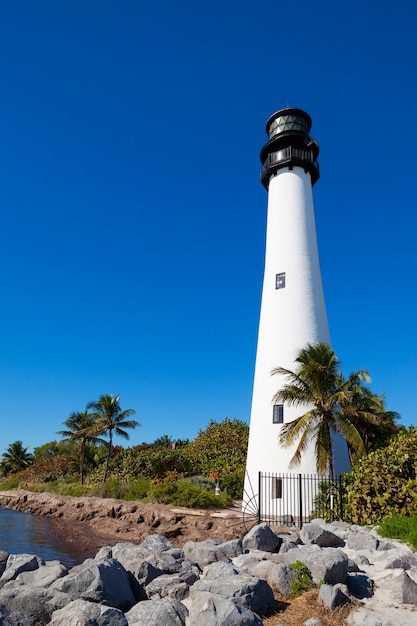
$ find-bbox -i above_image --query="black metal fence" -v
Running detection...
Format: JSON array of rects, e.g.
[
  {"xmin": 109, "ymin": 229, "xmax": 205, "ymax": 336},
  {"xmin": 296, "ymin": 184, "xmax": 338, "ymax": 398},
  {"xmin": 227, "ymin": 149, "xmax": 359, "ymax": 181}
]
[{"xmin": 257, "ymin": 472, "xmax": 344, "ymax": 529}]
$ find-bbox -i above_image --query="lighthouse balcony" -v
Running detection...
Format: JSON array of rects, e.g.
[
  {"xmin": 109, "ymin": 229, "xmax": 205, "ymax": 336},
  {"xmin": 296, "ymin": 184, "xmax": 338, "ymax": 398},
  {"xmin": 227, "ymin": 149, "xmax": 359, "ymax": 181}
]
[{"xmin": 260, "ymin": 146, "xmax": 320, "ymax": 188}]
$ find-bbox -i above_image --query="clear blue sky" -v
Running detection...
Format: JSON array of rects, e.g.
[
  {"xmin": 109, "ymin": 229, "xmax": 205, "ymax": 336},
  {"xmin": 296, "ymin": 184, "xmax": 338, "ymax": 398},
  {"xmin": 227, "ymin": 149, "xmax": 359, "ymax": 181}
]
[{"xmin": 0, "ymin": 0, "xmax": 416, "ymax": 453}]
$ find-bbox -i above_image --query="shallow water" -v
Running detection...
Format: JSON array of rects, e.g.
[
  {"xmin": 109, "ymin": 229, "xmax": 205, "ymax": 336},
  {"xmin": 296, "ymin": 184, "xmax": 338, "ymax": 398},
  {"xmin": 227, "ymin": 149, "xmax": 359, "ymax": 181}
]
[{"xmin": 0, "ymin": 507, "xmax": 84, "ymax": 567}]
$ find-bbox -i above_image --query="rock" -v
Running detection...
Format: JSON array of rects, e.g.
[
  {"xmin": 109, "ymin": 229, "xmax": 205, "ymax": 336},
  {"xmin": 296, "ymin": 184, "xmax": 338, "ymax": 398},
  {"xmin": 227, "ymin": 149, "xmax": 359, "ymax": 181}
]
[
  {"xmin": 0, "ymin": 603, "xmax": 34, "ymax": 625},
  {"xmin": 49, "ymin": 598, "xmax": 128, "ymax": 625},
  {"xmin": 0, "ymin": 554, "xmax": 42, "ymax": 584},
  {"xmin": 346, "ymin": 572, "xmax": 373, "ymax": 599},
  {"xmin": 233, "ymin": 549, "xmax": 284, "ymax": 569},
  {"xmin": 11, "ymin": 561, "xmax": 68, "ymax": 587},
  {"xmin": 0, "ymin": 551, "xmax": 9, "ymax": 577},
  {"xmin": 183, "ymin": 538, "xmax": 242, "ymax": 569},
  {"xmin": 244, "ymin": 561, "xmax": 295, "ymax": 597},
  {"xmin": 299, "ymin": 522, "xmax": 344, "ymax": 547},
  {"xmin": 146, "ymin": 573, "xmax": 189, "ymax": 600},
  {"xmin": 0, "ymin": 585, "xmax": 70, "ymax": 624},
  {"xmin": 125, "ymin": 597, "xmax": 188, "ymax": 625},
  {"xmin": 186, "ymin": 590, "xmax": 263, "ymax": 625},
  {"xmin": 242, "ymin": 523, "xmax": 282, "ymax": 553},
  {"xmin": 319, "ymin": 582, "xmax": 350, "ymax": 609},
  {"xmin": 347, "ymin": 528, "xmax": 379, "ymax": 551},
  {"xmin": 112, "ymin": 540, "xmax": 182, "ymax": 574},
  {"xmin": 283, "ymin": 545, "xmax": 349, "ymax": 585},
  {"xmin": 51, "ymin": 557, "xmax": 136, "ymax": 611},
  {"xmin": 190, "ymin": 570, "xmax": 275, "ymax": 614}
]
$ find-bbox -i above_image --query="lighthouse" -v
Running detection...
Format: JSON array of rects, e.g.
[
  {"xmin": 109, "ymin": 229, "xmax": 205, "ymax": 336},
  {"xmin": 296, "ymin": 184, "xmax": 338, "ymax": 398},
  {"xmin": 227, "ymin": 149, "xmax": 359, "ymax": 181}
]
[{"xmin": 243, "ymin": 108, "xmax": 342, "ymax": 514}]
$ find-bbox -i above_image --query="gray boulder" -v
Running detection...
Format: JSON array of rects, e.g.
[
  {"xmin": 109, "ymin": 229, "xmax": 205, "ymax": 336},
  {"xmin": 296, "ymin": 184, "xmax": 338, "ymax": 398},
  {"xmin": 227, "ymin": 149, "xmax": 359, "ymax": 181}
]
[
  {"xmin": 299, "ymin": 522, "xmax": 344, "ymax": 547},
  {"xmin": 242, "ymin": 523, "xmax": 282, "ymax": 553},
  {"xmin": 11, "ymin": 561, "xmax": 68, "ymax": 587},
  {"xmin": 125, "ymin": 597, "xmax": 188, "ymax": 626},
  {"xmin": 190, "ymin": 571, "xmax": 275, "ymax": 614},
  {"xmin": 183, "ymin": 539, "xmax": 242, "ymax": 569},
  {"xmin": 1, "ymin": 554, "xmax": 42, "ymax": 584},
  {"xmin": 0, "ymin": 604, "xmax": 34, "ymax": 626},
  {"xmin": 233, "ymin": 549, "xmax": 284, "ymax": 569},
  {"xmin": 284, "ymin": 545, "xmax": 348, "ymax": 585},
  {"xmin": 243, "ymin": 560, "xmax": 295, "ymax": 597},
  {"xmin": 202, "ymin": 561, "xmax": 244, "ymax": 578},
  {"xmin": 49, "ymin": 598, "xmax": 128, "ymax": 625},
  {"xmin": 319, "ymin": 582, "xmax": 350, "ymax": 609},
  {"xmin": 347, "ymin": 528, "xmax": 379, "ymax": 551},
  {"xmin": 186, "ymin": 590, "xmax": 263, "ymax": 626},
  {"xmin": 112, "ymin": 541, "xmax": 182, "ymax": 574},
  {"xmin": 51, "ymin": 557, "xmax": 136, "ymax": 611},
  {"xmin": 0, "ymin": 585, "xmax": 69, "ymax": 624},
  {"xmin": 0, "ymin": 551, "xmax": 9, "ymax": 578},
  {"xmin": 346, "ymin": 572, "xmax": 373, "ymax": 599},
  {"xmin": 146, "ymin": 573, "xmax": 189, "ymax": 600}
]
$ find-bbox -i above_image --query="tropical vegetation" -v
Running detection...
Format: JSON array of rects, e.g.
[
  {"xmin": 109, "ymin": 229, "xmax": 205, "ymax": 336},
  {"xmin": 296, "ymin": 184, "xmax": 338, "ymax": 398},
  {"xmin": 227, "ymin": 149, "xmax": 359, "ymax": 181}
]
[
  {"xmin": 343, "ymin": 426, "xmax": 417, "ymax": 524},
  {"xmin": 87, "ymin": 394, "xmax": 140, "ymax": 483},
  {"xmin": 1, "ymin": 441, "xmax": 34, "ymax": 475},
  {"xmin": 0, "ymin": 355, "xmax": 409, "ymax": 520},
  {"xmin": 272, "ymin": 343, "xmax": 399, "ymax": 479}
]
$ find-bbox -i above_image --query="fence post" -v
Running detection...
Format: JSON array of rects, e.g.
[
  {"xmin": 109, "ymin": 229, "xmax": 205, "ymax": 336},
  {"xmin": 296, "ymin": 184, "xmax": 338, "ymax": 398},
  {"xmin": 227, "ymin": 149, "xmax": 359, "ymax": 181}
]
[
  {"xmin": 257, "ymin": 472, "xmax": 261, "ymax": 524},
  {"xmin": 298, "ymin": 474, "xmax": 303, "ymax": 529}
]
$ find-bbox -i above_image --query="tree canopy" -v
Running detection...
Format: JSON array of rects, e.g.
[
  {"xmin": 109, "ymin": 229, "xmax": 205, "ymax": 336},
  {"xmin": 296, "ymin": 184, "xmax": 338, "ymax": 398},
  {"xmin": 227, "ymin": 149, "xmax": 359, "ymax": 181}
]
[{"xmin": 272, "ymin": 343, "xmax": 399, "ymax": 478}]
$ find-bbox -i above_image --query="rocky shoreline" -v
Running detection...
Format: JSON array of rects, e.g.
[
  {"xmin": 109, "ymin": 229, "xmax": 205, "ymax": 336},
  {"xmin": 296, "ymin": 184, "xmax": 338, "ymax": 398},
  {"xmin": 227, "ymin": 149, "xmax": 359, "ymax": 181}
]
[
  {"xmin": 0, "ymin": 515, "xmax": 416, "ymax": 624},
  {"xmin": 1, "ymin": 491, "xmax": 417, "ymax": 625},
  {"xmin": 0, "ymin": 490, "xmax": 249, "ymax": 558}
]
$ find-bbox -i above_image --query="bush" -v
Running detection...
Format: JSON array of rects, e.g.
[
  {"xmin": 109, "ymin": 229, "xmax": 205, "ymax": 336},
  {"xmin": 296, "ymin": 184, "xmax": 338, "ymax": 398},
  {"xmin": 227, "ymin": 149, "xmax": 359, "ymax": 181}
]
[
  {"xmin": 89, "ymin": 477, "xmax": 151, "ymax": 500},
  {"xmin": 221, "ymin": 468, "xmax": 246, "ymax": 500},
  {"xmin": 149, "ymin": 478, "xmax": 232, "ymax": 508},
  {"xmin": 377, "ymin": 514, "xmax": 417, "ymax": 550},
  {"xmin": 290, "ymin": 560, "xmax": 314, "ymax": 597},
  {"xmin": 183, "ymin": 475, "xmax": 217, "ymax": 491},
  {"xmin": 115, "ymin": 447, "xmax": 195, "ymax": 482},
  {"xmin": 184, "ymin": 418, "xmax": 248, "ymax": 487},
  {"xmin": 0, "ymin": 476, "xmax": 21, "ymax": 490},
  {"xmin": 14, "ymin": 457, "xmax": 77, "ymax": 486},
  {"xmin": 344, "ymin": 427, "xmax": 417, "ymax": 524}
]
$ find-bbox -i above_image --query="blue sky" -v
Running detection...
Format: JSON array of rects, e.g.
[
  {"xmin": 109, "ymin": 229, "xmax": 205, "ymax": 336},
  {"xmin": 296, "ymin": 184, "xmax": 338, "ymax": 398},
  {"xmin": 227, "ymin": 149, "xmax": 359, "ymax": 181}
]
[{"xmin": 0, "ymin": 0, "xmax": 416, "ymax": 453}]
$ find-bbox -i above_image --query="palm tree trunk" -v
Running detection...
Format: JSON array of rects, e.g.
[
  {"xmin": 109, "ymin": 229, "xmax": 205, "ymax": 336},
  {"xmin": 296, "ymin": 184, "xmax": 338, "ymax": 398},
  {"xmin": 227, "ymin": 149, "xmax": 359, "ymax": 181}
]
[
  {"xmin": 80, "ymin": 442, "xmax": 85, "ymax": 485},
  {"xmin": 102, "ymin": 430, "xmax": 113, "ymax": 483}
]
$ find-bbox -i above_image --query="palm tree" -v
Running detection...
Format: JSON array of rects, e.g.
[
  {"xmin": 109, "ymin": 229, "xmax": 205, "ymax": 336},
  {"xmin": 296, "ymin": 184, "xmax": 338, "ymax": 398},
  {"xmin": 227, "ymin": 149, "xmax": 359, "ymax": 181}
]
[
  {"xmin": 1, "ymin": 441, "xmax": 34, "ymax": 475},
  {"xmin": 341, "ymin": 383, "xmax": 399, "ymax": 462},
  {"xmin": 87, "ymin": 394, "xmax": 140, "ymax": 483},
  {"xmin": 153, "ymin": 434, "xmax": 174, "ymax": 448},
  {"xmin": 57, "ymin": 409, "xmax": 104, "ymax": 484},
  {"xmin": 272, "ymin": 343, "xmax": 397, "ymax": 479}
]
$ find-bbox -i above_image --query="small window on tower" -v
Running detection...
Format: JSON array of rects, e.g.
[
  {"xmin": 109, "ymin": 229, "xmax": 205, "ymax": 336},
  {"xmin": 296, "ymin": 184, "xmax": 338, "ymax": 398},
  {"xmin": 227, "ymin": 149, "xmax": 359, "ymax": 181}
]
[
  {"xmin": 276, "ymin": 273, "xmax": 286, "ymax": 289},
  {"xmin": 273, "ymin": 405, "xmax": 284, "ymax": 424},
  {"xmin": 272, "ymin": 477, "xmax": 283, "ymax": 499}
]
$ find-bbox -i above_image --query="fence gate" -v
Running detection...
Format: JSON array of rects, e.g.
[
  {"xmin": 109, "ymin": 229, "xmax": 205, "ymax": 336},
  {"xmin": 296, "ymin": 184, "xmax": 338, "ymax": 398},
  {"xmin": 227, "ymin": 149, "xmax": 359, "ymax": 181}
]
[{"xmin": 250, "ymin": 473, "xmax": 344, "ymax": 529}]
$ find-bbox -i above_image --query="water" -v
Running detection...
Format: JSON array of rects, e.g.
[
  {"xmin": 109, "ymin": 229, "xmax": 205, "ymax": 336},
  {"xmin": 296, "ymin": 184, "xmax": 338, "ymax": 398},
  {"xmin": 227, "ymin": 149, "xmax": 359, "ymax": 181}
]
[{"xmin": 0, "ymin": 508, "xmax": 86, "ymax": 567}]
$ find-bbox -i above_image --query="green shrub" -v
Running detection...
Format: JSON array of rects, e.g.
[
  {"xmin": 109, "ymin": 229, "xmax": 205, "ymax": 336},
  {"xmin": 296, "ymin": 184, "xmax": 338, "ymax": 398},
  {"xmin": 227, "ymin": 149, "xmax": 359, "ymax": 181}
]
[
  {"xmin": 290, "ymin": 560, "xmax": 314, "ymax": 597},
  {"xmin": 0, "ymin": 476, "xmax": 21, "ymax": 490},
  {"xmin": 184, "ymin": 418, "xmax": 248, "ymax": 481},
  {"xmin": 149, "ymin": 478, "xmax": 232, "ymax": 508},
  {"xmin": 116, "ymin": 447, "xmax": 194, "ymax": 482},
  {"xmin": 183, "ymin": 475, "xmax": 217, "ymax": 491},
  {"xmin": 221, "ymin": 468, "xmax": 245, "ymax": 500},
  {"xmin": 344, "ymin": 427, "xmax": 417, "ymax": 524},
  {"xmin": 377, "ymin": 514, "xmax": 417, "ymax": 550}
]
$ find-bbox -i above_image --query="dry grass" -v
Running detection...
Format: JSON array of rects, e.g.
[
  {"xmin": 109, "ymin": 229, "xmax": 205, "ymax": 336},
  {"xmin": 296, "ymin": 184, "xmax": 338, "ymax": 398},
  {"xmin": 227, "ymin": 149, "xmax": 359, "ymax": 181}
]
[{"xmin": 261, "ymin": 588, "xmax": 359, "ymax": 626}]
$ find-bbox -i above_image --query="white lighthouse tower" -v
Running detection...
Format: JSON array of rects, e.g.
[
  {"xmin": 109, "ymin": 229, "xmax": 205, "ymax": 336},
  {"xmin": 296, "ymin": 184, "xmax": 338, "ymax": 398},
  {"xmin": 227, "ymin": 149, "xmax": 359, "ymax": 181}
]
[{"xmin": 244, "ymin": 108, "xmax": 342, "ymax": 516}]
